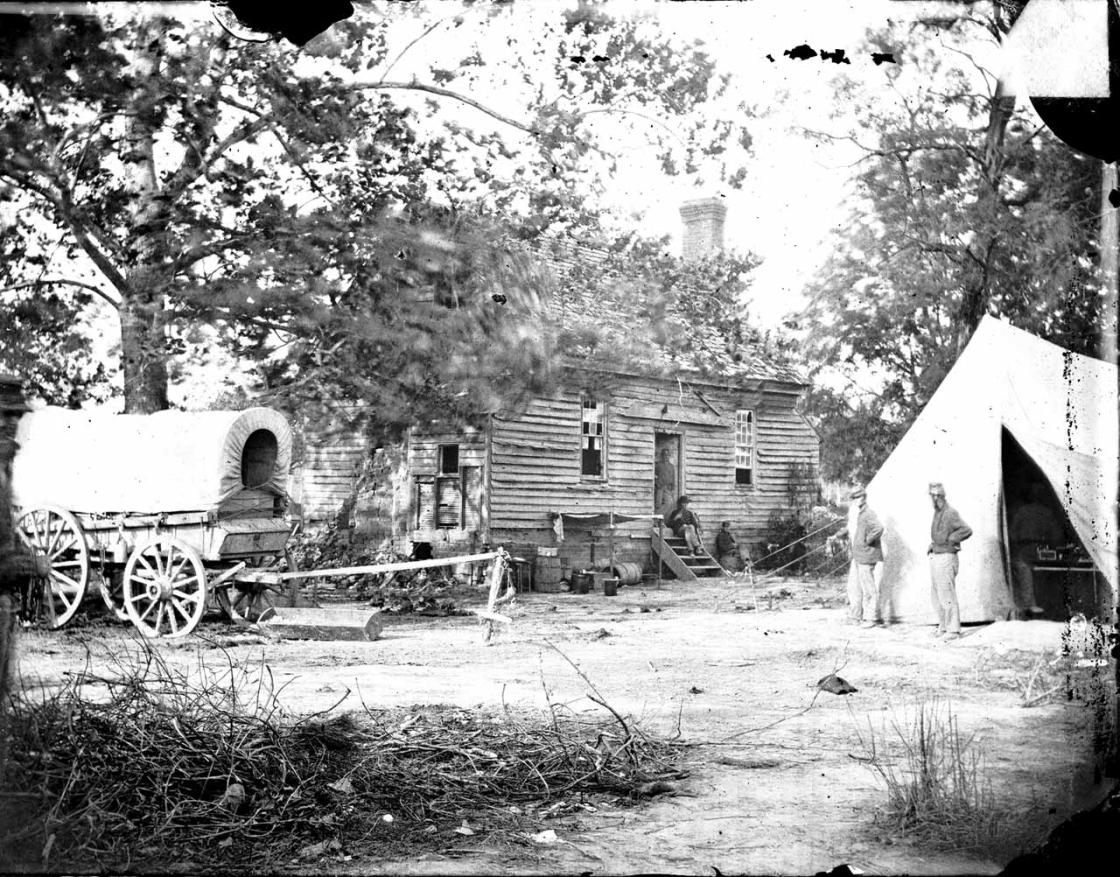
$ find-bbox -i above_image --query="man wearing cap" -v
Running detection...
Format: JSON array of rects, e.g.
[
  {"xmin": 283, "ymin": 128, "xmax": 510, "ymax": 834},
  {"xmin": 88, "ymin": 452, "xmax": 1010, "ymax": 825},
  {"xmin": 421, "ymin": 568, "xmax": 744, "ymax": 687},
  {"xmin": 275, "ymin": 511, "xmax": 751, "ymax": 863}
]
[
  {"xmin": 666, "ymin": 495, "xmax": 704, "ymax": 556},
  {"xmin": 927, "ymin": 482, "xmax": 972, "ymax": 640},
  {"xmin": 849, "ymin": 486, "xmax": 885, "ymax": 628}
]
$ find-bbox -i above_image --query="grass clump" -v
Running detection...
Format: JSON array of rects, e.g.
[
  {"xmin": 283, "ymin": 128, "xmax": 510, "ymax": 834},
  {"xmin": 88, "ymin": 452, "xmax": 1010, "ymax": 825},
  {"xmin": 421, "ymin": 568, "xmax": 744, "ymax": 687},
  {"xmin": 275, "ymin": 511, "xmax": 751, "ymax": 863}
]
[
  {"xmin": 853, "ymin": 697, "xmax": 1010, "ymax": 852},
  {"xmin": 0, "ymin": 641, "xmax": 684, "ymax": 872}
]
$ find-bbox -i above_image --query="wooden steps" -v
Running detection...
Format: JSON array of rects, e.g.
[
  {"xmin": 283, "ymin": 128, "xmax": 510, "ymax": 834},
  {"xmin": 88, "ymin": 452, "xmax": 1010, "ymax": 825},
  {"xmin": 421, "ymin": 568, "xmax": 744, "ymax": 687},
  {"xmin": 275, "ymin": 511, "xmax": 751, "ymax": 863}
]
[{"xmin": 650, "ymin": 529, "xmax": 724, "ymax": 582}]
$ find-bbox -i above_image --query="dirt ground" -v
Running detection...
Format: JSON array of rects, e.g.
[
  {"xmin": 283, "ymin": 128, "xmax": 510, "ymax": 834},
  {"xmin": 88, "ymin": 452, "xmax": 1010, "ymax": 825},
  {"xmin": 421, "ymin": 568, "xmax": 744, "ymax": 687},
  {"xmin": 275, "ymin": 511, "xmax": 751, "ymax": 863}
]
[{"xmin": 13, "ymin": 574, "xmax": 1115, "ymax": 876}]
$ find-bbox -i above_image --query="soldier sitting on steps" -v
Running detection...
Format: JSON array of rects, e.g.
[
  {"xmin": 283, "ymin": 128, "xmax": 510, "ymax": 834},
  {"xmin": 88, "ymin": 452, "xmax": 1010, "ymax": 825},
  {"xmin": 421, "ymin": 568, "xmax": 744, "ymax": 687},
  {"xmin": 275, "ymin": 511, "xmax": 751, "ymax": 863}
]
[{"xmin": 666, "ymin": 495, "xmax": 705, "ymax": 557}]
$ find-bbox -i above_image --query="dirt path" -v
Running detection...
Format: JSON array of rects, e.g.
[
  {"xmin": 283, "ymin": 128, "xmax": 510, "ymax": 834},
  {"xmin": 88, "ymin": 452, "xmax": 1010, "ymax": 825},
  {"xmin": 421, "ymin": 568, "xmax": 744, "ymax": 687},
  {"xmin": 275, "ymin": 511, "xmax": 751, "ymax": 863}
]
[{"xmin": 15, "ymin": 577, "xmax": 1112, "ymax": 875}]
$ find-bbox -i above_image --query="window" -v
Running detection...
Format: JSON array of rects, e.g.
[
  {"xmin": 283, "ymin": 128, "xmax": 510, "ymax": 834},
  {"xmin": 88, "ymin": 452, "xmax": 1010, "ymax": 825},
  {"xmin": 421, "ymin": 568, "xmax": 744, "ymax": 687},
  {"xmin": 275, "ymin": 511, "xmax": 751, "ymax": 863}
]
[
  {"xmin": 580, "ymin": 396, "xmax": 605, "ymax": 477},
  {"xmin": 438, "ymin": 443, "xmax": 459, "ymax": 475},
  {"xmin": 734, "ymin": 409, "xmax": 754, "ymax": 486}
]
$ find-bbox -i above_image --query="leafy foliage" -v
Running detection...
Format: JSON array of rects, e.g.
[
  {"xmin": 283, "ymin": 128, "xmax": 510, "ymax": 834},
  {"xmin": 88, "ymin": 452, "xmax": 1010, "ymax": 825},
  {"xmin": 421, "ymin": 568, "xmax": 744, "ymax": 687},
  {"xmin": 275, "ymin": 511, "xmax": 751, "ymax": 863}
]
[
  {"xmin": 796, "ymin": 15, "xmax": 1107, "ymax": 482},
  {"xmin": 0, "ymin": 2, "xmax": 752, "ymax": 425}
]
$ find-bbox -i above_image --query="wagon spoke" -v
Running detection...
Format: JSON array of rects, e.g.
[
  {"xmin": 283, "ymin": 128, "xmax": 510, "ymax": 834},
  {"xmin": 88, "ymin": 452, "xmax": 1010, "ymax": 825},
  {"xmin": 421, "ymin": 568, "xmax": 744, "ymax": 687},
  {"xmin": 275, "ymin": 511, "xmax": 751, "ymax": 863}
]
[
  {"xmin": 166, "ymin": 602, "xmax": 180, "ymax": 636},
  {"xmin": 131, "ymin": 572, "xmax": 160, "ymax": 589},
  {"xmin": 45, "ymin": 512, "xmax": 65, "ymax": 557},
  {"xmin": 52, "ymin": 559, "xmax": 84, "ymax": 568},
  {"xmin": 49, "ymin": 537, "xmax": 78, "ymax": 560},
  {"xmin": 138, "ymin": 555, "xmax": 160, "ymax": 579},
  {"xmin": 135, "ymin": 599, "xmax": 158, "ymax": 624},
  {"xmin": 167, "ymin": 554, "xmax": 188, "ymax": 583},
  {"xmin": 50, "ymin": 570, "xmax": 81, "ymax": 592},
  {"xmin": 25, "ymin": 511, "xmax": 45, "ymax": 550}
]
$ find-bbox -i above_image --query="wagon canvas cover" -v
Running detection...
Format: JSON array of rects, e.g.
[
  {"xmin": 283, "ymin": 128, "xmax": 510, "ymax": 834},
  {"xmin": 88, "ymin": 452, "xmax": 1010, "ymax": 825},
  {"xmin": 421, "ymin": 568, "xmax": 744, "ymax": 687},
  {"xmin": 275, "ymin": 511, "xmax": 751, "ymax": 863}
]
[{"xmin": 12, "ymin": 407, "xmax": 293, "ymax": 515}]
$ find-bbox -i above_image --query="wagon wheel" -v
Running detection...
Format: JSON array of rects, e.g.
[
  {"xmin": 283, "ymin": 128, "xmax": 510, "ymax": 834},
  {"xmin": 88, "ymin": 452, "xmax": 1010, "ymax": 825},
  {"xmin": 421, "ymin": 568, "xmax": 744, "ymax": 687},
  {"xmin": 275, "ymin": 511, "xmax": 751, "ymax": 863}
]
[
  {"xmin": 16, "ymin": 506, "xmax": 89, "ymax": 629},
  {"xmin": 219, "ymin": 554, "xmax": 292, "ymax": 624},
  {"xmin": 122, "ymin": 537, "xmax": 206, "ymax": 638},
  {"xmin": 98, "ymin": 569, "xmax": 129, "ymax": 623}
]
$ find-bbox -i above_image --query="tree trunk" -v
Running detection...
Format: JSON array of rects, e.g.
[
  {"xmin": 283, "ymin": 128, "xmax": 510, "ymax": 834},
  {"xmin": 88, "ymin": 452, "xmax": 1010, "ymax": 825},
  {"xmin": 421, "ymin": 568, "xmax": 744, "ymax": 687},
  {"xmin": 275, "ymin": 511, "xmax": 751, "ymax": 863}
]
[
  {"xmin": 118, "ymin": 287, "xmax": 170, "ymax": 413},
  {"xmin": 118, "ymin": 21, "xmax": 171, "ymax": 414},
  {"xmin": 954, "ymin": 82, "xmax": 1016, "ymax": 357}
]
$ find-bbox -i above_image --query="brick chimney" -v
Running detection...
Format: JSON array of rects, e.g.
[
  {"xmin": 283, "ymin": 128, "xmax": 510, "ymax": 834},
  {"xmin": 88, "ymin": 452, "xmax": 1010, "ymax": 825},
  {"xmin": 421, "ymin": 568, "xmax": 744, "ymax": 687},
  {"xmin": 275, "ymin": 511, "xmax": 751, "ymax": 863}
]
[{"xmin": 679, "ymin": 196, "xmax": 727, "ymax": 261}]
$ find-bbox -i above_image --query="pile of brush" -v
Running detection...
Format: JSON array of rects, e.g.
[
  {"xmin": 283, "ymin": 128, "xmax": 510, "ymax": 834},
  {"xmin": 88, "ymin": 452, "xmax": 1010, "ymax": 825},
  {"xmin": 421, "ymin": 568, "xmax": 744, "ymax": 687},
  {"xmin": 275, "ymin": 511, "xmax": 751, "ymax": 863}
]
[
  {"xmin": 288, "ymin": 531, "xmax": 470, "ymax": 614},
  {"xmin": 0, "ymin": 643, "xmax": 685, "ymax": 871}
]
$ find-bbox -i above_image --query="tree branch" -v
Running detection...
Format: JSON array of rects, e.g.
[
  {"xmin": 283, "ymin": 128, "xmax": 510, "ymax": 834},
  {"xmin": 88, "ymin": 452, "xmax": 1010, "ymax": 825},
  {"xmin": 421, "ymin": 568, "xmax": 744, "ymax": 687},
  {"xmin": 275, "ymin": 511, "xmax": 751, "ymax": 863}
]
[
  {"xmin": 0, "ymin": 278, "xmax": 121, "ymax": 308},
  {"xmin": 349, "ymin": 80, "xmax": 538, "ymax": 136}
]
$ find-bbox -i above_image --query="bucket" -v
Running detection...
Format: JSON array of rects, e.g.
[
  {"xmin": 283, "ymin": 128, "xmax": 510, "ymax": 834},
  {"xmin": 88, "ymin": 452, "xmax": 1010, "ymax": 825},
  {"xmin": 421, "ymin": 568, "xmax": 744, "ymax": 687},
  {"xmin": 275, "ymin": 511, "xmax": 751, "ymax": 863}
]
[
  {"xmin": 610, "ymin": 562, "xmax": 643, "ymax": 586},
  {"xmin": 571, "ymin": 572, "xmax": 591, "ymax": 594},
  {"xmin": 602, "ymin": 578, "xmax": 619, "ymax": 597}
]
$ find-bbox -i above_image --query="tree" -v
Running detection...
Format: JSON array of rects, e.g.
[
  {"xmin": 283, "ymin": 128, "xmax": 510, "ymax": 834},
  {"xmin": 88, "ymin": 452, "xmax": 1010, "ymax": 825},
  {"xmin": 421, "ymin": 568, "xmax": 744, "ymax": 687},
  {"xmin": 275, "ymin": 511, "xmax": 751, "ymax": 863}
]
[
  {"xmin": 795, "ymin": 11, "xmax": 1106, "ymax": 483},
  {"xmin": 0, "ymin": 1, "xmax": 751, "ymax": 418}
]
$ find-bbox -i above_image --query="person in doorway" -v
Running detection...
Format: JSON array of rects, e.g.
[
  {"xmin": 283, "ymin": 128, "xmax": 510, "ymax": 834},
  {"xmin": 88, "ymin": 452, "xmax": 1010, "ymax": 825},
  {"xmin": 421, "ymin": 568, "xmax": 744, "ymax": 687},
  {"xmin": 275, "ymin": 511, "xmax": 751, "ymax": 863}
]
[
  {"xmin": 849, "ymin": 486, "xmax": 885, "ymax": 628},
  {"xmin": 927, "ymin": 482, "xmax": 973, "ymax": 641},
  {"xmin": 715, "ymin": 521, "xmax": 743, "ymax": 572},
  {"xmin": 655, "ymin": 448, "xmax": 677, "ymax": 520},
  {"xmin": 667, "ymin": 495, "xmax": 704, "ymax": 556},
  {"xmin": 1009, "ymin": 483, "xmax": 1064, "ymax": 617}
]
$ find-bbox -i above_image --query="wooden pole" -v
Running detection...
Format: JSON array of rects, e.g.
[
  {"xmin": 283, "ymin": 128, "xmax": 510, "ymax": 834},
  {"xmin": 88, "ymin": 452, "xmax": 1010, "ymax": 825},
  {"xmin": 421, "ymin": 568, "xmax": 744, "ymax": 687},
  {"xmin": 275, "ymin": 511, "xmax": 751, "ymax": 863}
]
[{"xmin": 245, "ymin": 550, "xmax": 504, "ymax": 583}]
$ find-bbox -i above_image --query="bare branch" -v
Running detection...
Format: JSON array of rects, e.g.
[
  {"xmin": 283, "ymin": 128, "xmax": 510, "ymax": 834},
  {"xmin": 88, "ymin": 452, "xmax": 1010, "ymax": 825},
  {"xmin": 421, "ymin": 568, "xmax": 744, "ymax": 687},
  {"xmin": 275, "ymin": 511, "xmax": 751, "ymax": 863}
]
[{"xmin": 349, "ymin": 80, "xmax": 537, "ymax": 136}]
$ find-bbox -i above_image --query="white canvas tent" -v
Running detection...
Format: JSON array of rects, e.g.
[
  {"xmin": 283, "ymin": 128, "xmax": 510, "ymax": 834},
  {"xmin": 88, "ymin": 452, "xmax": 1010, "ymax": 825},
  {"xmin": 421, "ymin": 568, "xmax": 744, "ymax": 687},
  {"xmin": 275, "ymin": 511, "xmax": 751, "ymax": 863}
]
[{"xmin": 867, "ymin": 317, "xmax": 1117, "ymax": 624}]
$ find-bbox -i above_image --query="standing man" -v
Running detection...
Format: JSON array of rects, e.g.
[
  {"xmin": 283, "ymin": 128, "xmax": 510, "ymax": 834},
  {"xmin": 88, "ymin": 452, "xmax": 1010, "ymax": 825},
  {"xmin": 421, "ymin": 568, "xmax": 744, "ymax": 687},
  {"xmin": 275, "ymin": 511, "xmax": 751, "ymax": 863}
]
[
  {"xmin": 654, "ymin": 448, "xmax": 677, "ymax": 520},
  {"xmin": 927, "ymin": 482, "xmax": 973, "ymax": 641},
  {"xmin": 849, "ymin": 486, "xmax": 885, "ymax": 628}
]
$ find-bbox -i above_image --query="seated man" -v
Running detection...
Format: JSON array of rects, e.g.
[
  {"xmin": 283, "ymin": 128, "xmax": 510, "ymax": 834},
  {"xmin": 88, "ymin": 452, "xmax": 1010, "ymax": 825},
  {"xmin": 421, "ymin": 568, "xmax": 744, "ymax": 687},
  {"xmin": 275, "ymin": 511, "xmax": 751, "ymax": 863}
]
[
  {"xmin": 715, "ymin": 521, "xmax": 743, "ymax": 572},
  {"xmin": 1009, "ymin": 483, "xmax": 1064, "ymax": 616},
  {"xmin": 666, "ymin": 495, "xmax": 705, "ymax": 556}
]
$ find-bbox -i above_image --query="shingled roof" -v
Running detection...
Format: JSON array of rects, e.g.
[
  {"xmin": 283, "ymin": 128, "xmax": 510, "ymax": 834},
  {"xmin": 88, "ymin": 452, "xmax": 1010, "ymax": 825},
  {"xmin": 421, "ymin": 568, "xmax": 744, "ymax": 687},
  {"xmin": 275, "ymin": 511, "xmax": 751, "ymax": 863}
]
[{"xmin": 534, "ymin": 236, "xmax": 806, "ymax": 386}]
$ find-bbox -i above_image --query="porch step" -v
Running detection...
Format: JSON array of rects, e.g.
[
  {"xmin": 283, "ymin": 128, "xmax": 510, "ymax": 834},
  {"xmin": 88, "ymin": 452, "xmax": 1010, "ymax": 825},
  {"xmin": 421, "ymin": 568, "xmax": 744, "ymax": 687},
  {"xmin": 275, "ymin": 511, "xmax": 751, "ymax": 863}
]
[{"xmin": 650, "ymin": 529, "xmax": 723, "ymax": 581}]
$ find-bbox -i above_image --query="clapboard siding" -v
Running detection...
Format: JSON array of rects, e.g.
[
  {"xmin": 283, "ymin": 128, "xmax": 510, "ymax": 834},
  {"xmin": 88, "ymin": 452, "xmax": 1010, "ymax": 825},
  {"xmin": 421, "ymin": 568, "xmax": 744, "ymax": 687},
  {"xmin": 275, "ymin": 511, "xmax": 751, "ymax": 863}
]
[
  {"xmin": 290, "ymin": 412, "xmax": 370, "ymax": 524},
  {"xmin": 485, "ymin": 374, "xmax": 818, "ymax": 552},
  {"xmin": 401, "ymin": 371, "xmax": 818, "ymax": 559}
]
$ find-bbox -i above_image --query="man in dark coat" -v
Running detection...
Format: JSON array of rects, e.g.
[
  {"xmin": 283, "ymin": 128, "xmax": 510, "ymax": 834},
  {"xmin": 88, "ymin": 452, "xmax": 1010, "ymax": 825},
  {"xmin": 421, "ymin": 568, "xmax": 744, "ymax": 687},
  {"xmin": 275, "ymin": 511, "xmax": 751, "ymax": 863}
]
[
  {"xmin": 849, "ymin": 485, "xmax": 885, "ymax": 627},
  {"xmin": 667, "ymin": 495, "xmax": 704, "ymax": 556}
]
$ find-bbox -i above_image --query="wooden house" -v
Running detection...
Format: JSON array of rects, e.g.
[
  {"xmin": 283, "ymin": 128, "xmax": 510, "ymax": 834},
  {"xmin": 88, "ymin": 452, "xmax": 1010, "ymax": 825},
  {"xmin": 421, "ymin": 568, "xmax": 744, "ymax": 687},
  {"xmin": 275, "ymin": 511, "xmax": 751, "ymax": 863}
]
[{"xmin": 402, "ymin": 198, "xmax": 820, "ymax": 579}]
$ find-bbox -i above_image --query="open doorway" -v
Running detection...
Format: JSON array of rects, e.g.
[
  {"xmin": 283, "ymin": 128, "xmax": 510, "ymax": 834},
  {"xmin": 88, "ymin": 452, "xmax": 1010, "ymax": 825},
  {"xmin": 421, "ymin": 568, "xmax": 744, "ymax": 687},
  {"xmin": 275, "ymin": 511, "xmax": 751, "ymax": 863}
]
[
  {"xmin": 654, "ymin": 432, "xmax": 682, "ymax": 519},
  {"xmin": 1001, "ymin": 428, "xmax": 1106, "ymax": 620}
]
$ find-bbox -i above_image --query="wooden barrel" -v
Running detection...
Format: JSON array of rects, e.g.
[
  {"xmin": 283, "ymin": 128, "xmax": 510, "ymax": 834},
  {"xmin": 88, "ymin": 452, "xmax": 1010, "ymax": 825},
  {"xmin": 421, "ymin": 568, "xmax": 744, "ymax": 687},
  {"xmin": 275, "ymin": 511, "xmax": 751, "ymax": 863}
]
[
  {"xmin": 611, "ymin": 562, "xmax": 643, "ymax": 586},
  {"xmin": 534, "ymin": 554, "xmax": 563, "ymax": 592}
]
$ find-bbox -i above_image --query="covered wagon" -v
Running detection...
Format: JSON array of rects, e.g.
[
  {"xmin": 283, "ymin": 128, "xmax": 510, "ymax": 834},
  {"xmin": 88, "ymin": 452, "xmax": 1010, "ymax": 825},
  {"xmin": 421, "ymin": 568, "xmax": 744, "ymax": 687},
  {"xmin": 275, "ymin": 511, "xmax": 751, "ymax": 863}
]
[{"xmin": 11, "ymin": 407, "xmax": 295, "ymax": 637}]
